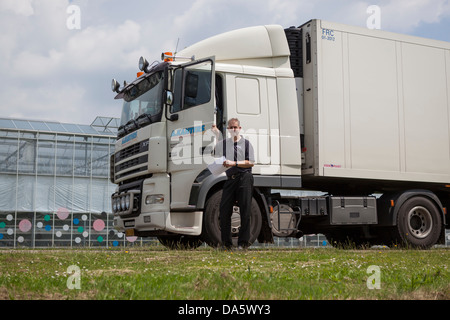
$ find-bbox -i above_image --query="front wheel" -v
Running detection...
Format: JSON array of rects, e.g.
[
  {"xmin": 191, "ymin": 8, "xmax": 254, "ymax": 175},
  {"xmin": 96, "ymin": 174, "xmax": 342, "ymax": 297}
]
[
  {"xmin": 201, "ymin": 190, "xmax": 262, "ymax": 248},
  {"xmin": 394, "ymin": 196, "xmax": 443, "ymax": 249}
]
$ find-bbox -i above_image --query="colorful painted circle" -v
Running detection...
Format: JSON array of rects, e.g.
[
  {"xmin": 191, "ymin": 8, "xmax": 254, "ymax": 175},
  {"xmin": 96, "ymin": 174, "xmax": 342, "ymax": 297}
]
[
  {"xmin": 0, "ymin": 222, "xmax": 5, "ymax": 228},
  {"xmin": 112, "ymin": 240, "xmax": 119, "ymax": 247},
  {"xmin": 93, "ymin": 219, "xmax": 105, "ymax": 232},
  {"xmin": 44, "ymin": 215, "xmax": 51, "ymax": 222},
  {"xmin": 126, "ymin": 236, "xmax": 137, "ymax": 243},
  {"xmin": 56, "ymin": 207, "xmax": 69, "ymax": 220},
  {"xmin": 45, "ymin": 225, "xmax": 51, "ymax": 231},
  {"xmin": 97, "ymin": 236, "xmax": 103, "ymax": 243},
  {"xmin": 18, "ymin": 219, "xmax": 32, "ymax": 232},
  {"xmin": 73, "ymin": 218, "xmax": 79, "ymax": 225}
]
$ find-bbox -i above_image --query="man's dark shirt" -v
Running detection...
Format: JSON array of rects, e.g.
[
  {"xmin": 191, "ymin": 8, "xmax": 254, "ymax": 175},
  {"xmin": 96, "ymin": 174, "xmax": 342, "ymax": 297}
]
[{"xmin": 215, "ymin": 137, "xmax": 255, "ymax": 177}]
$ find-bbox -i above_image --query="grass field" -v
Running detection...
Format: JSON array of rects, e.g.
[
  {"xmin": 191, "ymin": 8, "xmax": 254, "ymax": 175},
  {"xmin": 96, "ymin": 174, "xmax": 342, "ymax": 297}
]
[{"xmin": 0, "ymin": 246, "xmax": 448, "ymax": 300}]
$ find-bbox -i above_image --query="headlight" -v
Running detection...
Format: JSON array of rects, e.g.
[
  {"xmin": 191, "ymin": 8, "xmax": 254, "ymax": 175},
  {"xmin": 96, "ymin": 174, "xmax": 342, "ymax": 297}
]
[
  {"xmin": 125, "ymin": 194, "xmax": 131, "ymax": 210},
  {"xmin": 121, "ymin": 196, "xmax": 126, "ymax": 211},
  {"xmin": 139, "ymin": 56, "xmax": 149, "ymax": 72},
  {"xmin": 112, "ymin": 199, "xmax": 117, "ymax": 212},
  {"xmin": 145, "ymin": 194, "xmax": 165, "ymax": 205},
  {"xmin": 111, "ymin": 79, "xmax": 120, "ymax": 93}
]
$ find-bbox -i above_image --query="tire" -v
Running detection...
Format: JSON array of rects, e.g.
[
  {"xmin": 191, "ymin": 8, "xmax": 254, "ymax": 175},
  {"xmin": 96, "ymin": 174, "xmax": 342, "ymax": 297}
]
[
  {"xmin": 157, "ymin": 235, "xmax": 203, "ymax": 250},
  {"xmin": 394, "ymin": 196, "xmax": 442, "ymax": 249},
  {"xmin": 201, "ymin": 189, "xmax": 262, "ymax": 248}
]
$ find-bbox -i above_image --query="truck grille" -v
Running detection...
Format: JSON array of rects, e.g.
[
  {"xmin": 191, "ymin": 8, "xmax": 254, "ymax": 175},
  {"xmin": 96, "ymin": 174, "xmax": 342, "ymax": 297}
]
[
  {"xmin": 114, "ymin": 140, "xmax": 149, "ymax": 181},
  {"xmin": 115, "ymin": 155, "xmax": 148, "ymax": 172},
  {"xmin": 115, "ymin": 140, "xmax": 149, "ymax": 162}
]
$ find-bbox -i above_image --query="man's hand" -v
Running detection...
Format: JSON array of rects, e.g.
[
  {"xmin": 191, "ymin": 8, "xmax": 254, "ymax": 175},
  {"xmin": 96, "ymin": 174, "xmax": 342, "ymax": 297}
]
[{"xmin": 223, "ymin": 160, "xmax": 237, "ymax": 168}]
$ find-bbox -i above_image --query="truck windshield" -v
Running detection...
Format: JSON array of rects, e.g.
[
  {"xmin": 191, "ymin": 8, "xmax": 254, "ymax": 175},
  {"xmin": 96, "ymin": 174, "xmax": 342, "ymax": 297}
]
[{"xmin": 120, "ymin": 71, "xmax": 164, "ymax": 127}]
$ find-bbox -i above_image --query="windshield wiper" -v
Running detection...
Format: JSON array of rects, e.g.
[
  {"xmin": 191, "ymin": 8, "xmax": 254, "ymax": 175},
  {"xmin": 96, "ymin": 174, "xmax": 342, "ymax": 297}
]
[
  {"xmin": 136, "ymin": 113, "xmax": 153, "ymax": 126},
  {"xmin": 123, "ymin": 118, "xmax": 139, "ymax": 134}
]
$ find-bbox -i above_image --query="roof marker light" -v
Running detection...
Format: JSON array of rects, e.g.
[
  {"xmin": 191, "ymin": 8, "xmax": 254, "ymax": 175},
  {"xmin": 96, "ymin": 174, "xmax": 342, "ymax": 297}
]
[{"xmin": 161, "ymin": 52, "xmax": 173, "ymax": 62}]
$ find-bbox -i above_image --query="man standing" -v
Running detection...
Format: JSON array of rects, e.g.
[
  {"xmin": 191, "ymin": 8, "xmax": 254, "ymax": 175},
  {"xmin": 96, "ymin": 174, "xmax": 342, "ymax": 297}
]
[{"xmin": 216, "ymin": 118, "xmax": 255, "ymax": 249}]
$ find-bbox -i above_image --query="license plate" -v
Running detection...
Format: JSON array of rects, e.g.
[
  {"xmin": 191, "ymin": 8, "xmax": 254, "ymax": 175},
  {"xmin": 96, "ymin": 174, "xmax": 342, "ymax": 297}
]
[{"xmin": 125, "ymin": 229, "xmax": 135, "ymax": 237}]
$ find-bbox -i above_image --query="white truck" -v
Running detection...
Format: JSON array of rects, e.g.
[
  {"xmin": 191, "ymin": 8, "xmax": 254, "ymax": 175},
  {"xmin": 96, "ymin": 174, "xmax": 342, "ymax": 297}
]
[{"xmin": 110, "ymin": 19, "xmax": 449, "ymax": 249}]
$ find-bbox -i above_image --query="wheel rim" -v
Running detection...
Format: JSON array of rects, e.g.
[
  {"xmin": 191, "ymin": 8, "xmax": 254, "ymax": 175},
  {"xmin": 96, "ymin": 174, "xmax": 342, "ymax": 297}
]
[{"xmin": 407, "ymin": 206, "xmax": 433, "ymax": 239}]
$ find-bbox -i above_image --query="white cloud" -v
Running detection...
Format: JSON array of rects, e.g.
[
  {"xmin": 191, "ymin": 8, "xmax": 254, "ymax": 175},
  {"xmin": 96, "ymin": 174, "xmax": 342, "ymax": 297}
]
[
  {"xmin": 65, "ymin": 20, "xmax": 143, "ymax": 72},
  {"xmin": 380, "ymin": 0, "xmax": 450, "ymax": 32},
  {"xmin": 0, "ymin": 84, "xmax": 86, "ymax": 123},
  {"xmin": 0, "ymin": 0, "xmax": 34, "ymax": 16}
]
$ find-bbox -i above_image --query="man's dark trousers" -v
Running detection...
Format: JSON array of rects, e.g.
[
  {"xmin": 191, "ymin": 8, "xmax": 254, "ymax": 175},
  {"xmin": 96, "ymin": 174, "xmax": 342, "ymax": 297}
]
[{"xmin": 219, "ymin": 171, "xmax": 254, "ymax": 247}]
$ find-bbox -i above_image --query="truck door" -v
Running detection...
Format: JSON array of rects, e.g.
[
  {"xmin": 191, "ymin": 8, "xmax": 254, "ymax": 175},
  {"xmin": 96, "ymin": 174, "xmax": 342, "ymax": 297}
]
[{"xmin": 166, "ymin": 58, "xmax": 216, "ymax": 206}]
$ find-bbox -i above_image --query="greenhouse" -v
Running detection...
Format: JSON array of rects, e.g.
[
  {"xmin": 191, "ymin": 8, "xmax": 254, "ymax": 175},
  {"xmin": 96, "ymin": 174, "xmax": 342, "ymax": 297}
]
[{"xmin": 0, "ymin": 116, "xmax": 128, "ymax": 247}]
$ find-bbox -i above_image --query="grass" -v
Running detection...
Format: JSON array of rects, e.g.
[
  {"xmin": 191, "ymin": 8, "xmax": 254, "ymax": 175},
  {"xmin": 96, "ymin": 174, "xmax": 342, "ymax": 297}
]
[{"xmin": 0, "ymin": 246, "xmax": 448, "ymax": 300}]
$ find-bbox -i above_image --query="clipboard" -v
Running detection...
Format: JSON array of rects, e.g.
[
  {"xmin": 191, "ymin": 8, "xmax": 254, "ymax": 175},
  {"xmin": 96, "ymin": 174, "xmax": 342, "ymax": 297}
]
[{"xmin": 207, "ymin": 156, "xmax": 228, "ymax": 176}]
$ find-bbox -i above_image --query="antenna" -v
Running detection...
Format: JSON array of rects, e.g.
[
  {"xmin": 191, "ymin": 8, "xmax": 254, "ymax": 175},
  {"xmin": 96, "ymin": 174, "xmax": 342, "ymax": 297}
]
[{"xmin": 174, "ymin": 38, "xmax": 180, "ymax": 55}]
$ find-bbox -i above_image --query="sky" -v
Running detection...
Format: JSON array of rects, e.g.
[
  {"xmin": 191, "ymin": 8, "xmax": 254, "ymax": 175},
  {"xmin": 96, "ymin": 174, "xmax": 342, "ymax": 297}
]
[{"xmin": 0, "ymin": 0, "xmax": 449, "ymax": 126}]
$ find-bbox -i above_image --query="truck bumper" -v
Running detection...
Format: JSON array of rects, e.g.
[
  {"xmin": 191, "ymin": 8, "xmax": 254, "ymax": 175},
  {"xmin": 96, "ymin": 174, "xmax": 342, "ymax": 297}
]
[
  {"xmin": 112, "ymin": 173, "xmax": 203, "ymax": 237},
  {"xmin": 113, "ymin": 210, "xmax": 203, "ymax": 236}
]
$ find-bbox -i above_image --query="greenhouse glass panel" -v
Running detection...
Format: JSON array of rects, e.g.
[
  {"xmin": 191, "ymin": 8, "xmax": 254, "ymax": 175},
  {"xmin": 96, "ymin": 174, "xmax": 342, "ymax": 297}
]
[
  {"xmin": 91, "ymin": 178, "xmax": 110, "ymax": 213},
  {"xmin": 17, "ymin": 176, "xmax": 35, "ymax": 212},
  {"xmin": 0, "ymin": 137, "xmax": 18, "ymax": 173},
  {"xmin": 37, "ymin": 139, "xmax": 56, "ymax": 175},
  {"xmin": 18, "ymin": 139, "xmax": 36, "ymax": 173},
  {"xmin": 35, "ymin": 176, "xmax": 55, "ymax": 212},
  {"xmin": 56, "ymin": 141, "xmax": 74, "ymax": 176},
  {"xmin": 73, "ymin": 177, "xmax": 90, "ymax": 212},
  {"xmin": 55, "ymin": 177, "xmax": 73, "ymax": 211},
  {"xmin": 91, "ymin": 143, "xmax": 109, "ymax": 177},
  {"xmin": 0, "ymin": 175, "xmax": 16, "ymax": 211}
]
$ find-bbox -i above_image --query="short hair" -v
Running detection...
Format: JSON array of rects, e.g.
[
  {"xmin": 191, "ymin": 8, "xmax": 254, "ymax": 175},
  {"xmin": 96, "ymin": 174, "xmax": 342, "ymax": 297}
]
[{"xmin": 227, "ymin": 118, "xmax": 240, "ymax": 127}]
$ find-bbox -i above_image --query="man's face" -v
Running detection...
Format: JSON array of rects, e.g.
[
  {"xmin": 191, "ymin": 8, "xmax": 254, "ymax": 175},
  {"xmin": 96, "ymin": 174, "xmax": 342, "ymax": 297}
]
[{"xmin": 227, "ymin": 121, "xmax": 241, "ymax": 138}]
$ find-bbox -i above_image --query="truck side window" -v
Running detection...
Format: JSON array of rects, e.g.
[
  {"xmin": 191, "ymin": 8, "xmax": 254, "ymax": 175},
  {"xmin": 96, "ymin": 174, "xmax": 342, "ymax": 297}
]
[{"xmin": 171, "ymin": 61, "xmax": 212, "ymax": 112}]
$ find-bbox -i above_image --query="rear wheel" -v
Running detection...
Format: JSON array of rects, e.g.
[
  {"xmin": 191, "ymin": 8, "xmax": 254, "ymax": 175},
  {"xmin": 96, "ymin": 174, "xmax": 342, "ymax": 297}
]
[
  {"xmin": 393, "ymin": 196, "xmax": 442, "ymax": 249},
  {"xmin": 201, "ymin": 190, "xmax": 262, "ymax": 248}
]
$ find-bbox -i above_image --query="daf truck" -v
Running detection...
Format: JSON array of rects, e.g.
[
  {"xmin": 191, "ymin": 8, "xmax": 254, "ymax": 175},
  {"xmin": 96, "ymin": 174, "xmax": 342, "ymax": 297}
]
[{"xmin": 110, "ymin": 19, "xmax": 449, "ymax": 249}]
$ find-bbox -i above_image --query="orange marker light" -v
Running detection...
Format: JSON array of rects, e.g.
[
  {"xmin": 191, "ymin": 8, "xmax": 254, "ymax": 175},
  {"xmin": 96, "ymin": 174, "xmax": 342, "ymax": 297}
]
[
  {"xmin": 162, "ymin": 52, "xmax": 173, "ymax": 62},
  {"xmin": 137, "ymin": 71, "xmax": 144, "ymax": 78}
]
